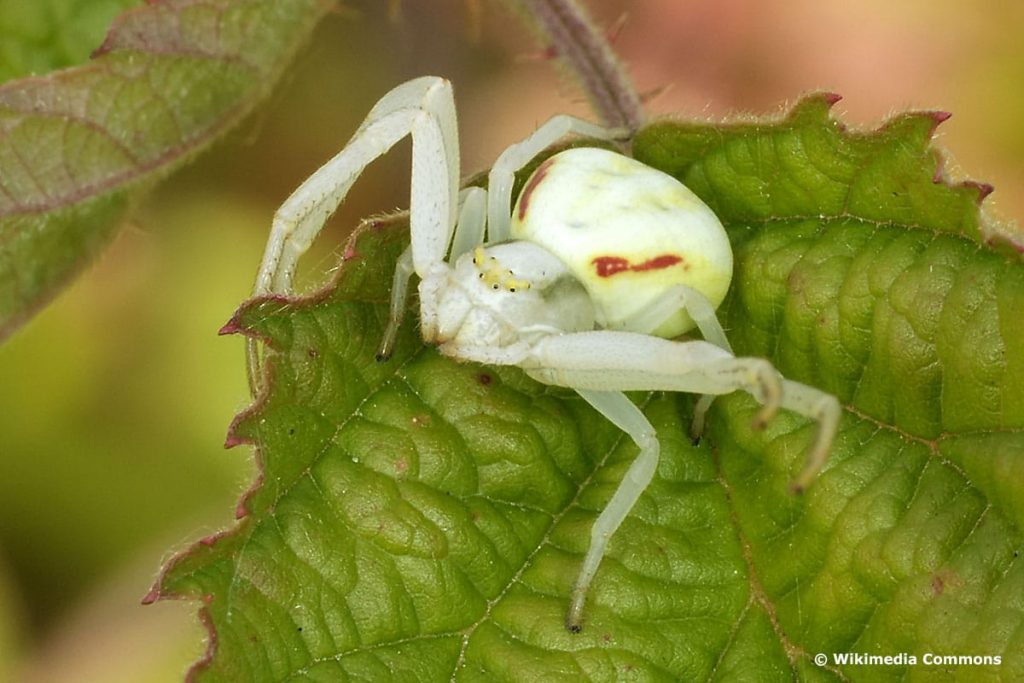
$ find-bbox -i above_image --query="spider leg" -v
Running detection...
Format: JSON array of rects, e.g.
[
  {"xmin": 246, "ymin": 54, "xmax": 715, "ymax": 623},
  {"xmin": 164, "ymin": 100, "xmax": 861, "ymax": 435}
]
[
  {"xmin": 617, "ymin": 283, "xmax": 732, "ymax": 352},
  {"xmin": 254, "ymin": 76, "xmax": 459, "ymax": 296},
  {"xmin": 377, "ymin": 187, "xmax": 487, "ymax": 361},
  {"xmin": 487, "ymin": 115, "xmax": 629, "ymax": 243},
  {"xmin": 689, "ymin": 394, "xmax": 716, "ymax": 444},
  {"xmin": 526, "ymin": 332, "xmax": 783, "ymax": 429},
  {"xmin": 568, "ymin": 389, "xmax": 658, "ymax": 632},
  {"xmin": 617, "ymin": 290, "xmax": 840, "ymax": 486},
  {"xmin": 778, "ymin": 379, "xmax": 840, "ymax": 493},
  {"xmin": 376, "ymin": 245, "xmax": 414, "ymax": 362},
  {"xmin": 616, "ymin": 283, "xmax": 734, "ymax": 441},
  {"xmin": 449, "ymin": 186, "xmax": 487, "ymax": 261},
  {"xmin": 249, "ymin": 77, "xmax": 459, "ymax": 388},
  {"xmin": 518, "ymin": 330, "xmax": 841, "ymax": 629}
]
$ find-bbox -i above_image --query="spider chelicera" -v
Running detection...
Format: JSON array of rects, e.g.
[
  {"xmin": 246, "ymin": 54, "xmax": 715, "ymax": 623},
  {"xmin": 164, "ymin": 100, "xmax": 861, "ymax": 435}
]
[{"xmin": 251, "ymin": 76, "xmax": 840, "ymax": 631}]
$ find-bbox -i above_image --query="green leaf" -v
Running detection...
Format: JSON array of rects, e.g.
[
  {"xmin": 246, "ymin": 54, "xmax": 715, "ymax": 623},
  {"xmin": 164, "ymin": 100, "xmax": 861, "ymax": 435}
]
[
  {"xmin": 0, "ymin": 0, "xmax": 332, "ymax": 340},
  {"xmin": 0, "ymin": 0, "xmax": 138, "ymax": 83},
  {"xmin": 156, "ymin": 97, "xmax": 1024, "ymax": 680},
  {"xmin": 0, "ymin": 557, "xmax": 21, "ymax": 683}
]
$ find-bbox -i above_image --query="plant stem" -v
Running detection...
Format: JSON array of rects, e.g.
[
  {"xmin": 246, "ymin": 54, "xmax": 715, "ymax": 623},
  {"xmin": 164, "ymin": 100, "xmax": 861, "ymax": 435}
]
[{"xmin": 508, "ymin": 0, "xmax": 644, "ymax": 130}]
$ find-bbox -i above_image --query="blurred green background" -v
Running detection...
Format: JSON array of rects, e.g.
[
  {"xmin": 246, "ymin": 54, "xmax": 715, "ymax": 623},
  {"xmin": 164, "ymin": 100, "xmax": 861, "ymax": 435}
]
[{"xmin": 1, "ymin": 0, "xmax": 1022, "ymax": 680}]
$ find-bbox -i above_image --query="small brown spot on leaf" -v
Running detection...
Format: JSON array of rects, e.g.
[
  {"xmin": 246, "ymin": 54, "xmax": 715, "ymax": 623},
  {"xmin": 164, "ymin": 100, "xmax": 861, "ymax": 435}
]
[{"xmin": 931, "ymin": 569, "xmax": 963, "ymax": 596}]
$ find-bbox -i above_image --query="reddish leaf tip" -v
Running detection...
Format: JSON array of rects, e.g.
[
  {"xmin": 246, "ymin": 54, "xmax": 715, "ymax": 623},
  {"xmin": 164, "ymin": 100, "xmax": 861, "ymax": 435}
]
[
  {"xmin": 225, "ymin": 406, "xmax": 259, "ymax": 449},
  {"xmin": 971, "ymin": 181, "xmax": 995, "ymax": 203},
  {"xmin": 921, "ymin": 110, "xmax": 953, "ymax": 139},
  {"xmin": 218, "ymin": 318, "xmax": 241, "ymax": 336},
  {"xmin": 141, "ymin": 587, "xmax": 161, "ymax": 605},
  {"xmin": 822, "ymin": 92, "xmax": 843, "ymax": 107},
  {"xmin": 223, "ymin": 431, "xmax": 250, "ymax": 449},
  {"xmin": 90, "ymin": 41, "xmax": 112, "ymax": 59}
]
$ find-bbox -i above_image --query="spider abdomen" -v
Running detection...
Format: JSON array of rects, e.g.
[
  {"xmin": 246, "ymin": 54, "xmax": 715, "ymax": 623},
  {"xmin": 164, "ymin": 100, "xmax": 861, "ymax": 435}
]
[{"xmin": 510, "ymin": 147, "xmax": 733, "ymax": 338}]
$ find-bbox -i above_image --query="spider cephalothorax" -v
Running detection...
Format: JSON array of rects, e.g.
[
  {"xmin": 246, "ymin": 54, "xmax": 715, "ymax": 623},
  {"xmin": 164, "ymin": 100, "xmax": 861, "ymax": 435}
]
[{"xmin": 252, "ymin": 76, "xmax": 840, "ymax": 631}]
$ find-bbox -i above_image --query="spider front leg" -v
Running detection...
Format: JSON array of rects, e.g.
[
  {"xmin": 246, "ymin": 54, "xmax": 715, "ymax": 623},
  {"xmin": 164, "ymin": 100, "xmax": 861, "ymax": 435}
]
[
  {"xmin": 254, "ymin": 77, "xmax": 458, "ymax": 297},
  {"xmin": 521, "ymin": 330, "xmax": 838, "ymax": 630},
  {"xmin": 248, "ymin": 76, "xmax": 461, "ymax": 386}
]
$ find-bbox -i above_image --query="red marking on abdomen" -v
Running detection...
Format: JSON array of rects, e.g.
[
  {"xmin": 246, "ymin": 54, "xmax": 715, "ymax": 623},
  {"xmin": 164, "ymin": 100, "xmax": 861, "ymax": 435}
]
[
  {"xmin": 517, "ymin": 158, "xmax": 555, "ymax": 220},
  {"xmin": 592, "ymin": 254, "xmax": 684, "ymax": 277}
]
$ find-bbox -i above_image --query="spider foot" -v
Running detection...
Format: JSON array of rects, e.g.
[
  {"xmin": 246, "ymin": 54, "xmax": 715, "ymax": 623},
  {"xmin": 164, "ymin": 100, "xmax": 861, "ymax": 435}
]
[
  {"xmin": 376, "ymin": 317, "xmax": 404, "ymax": 362},
  {"xmin": 689, "ymin": 394, "xmax": 715, "ymax": 444},
  {"xmin": 565, "ymin": 586, "xmax": 587, "ymax": 633},
  {"xmin": 784, "ymin": 389, "xmax": 840, "ymax": 494}
]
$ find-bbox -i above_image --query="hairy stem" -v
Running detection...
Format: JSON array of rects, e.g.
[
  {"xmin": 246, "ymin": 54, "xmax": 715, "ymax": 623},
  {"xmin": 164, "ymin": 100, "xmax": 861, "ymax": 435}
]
[{"xmin": 507, "ymin": 0, "xmax": 644, "ymax": 130}]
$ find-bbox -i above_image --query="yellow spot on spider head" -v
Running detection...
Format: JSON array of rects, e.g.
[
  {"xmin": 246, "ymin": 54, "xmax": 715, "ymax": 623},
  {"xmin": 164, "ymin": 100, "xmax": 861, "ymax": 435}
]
[{"xmin": 473, "ymin": 246, "xmax": 531, "ymax": 292}]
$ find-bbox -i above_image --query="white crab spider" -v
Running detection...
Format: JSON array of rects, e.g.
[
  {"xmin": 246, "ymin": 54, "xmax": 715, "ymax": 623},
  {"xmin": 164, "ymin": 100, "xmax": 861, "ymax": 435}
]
[{"xmin": 252, "ymin": 76, "xmax": 840, "ymax": 631}]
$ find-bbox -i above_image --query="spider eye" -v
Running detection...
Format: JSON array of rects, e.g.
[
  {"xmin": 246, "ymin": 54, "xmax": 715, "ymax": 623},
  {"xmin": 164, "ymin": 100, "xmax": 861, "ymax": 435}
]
[{"xmin": 492, "ymin": 284, "xmax": 499, "ymax": 290}]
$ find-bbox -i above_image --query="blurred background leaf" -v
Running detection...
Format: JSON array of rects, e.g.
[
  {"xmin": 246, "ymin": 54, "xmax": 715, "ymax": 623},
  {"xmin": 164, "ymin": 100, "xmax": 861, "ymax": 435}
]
[
  {"xmin": 1, "ymin": 0, "xmax": 1023, "ymax": 680},
  {"xmin": 0, "ymin": 0, "xmax": 136, "ymax": 82},
  {"xmin": 0, "ymin": 557, "xmax": 20, "ymax": 682},
  {"xmin": 0, "ymin": 0, "xmax": 332, "ymax": 340}
]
